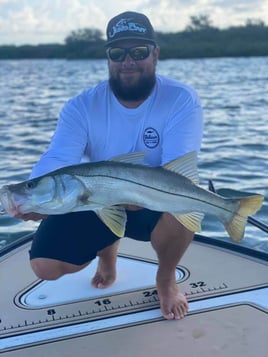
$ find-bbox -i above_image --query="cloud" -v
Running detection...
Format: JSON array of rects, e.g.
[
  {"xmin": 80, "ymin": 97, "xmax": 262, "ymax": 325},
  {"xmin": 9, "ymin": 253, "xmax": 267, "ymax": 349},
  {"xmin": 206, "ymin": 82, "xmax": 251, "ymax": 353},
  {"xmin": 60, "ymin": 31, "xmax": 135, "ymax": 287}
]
[{"xmin": 0, "ymin": 0, "xmax": 267, "ymax": 45}]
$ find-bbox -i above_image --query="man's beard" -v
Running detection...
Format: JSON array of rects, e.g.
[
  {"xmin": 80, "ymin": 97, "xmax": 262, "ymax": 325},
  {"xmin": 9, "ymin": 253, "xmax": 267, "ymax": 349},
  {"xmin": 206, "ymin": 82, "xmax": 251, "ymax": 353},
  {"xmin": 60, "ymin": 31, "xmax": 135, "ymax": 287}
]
[{"xmin": 109, "ymin": 71, "xmax": 156, "ymax": 102}]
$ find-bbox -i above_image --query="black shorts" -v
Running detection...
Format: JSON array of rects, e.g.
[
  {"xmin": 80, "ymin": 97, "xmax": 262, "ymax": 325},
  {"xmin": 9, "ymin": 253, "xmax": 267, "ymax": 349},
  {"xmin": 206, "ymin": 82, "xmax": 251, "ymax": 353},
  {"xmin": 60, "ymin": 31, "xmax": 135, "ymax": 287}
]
[{"xmin": 29, "ymin": 209, "xmax": 162, "ymax": 265}]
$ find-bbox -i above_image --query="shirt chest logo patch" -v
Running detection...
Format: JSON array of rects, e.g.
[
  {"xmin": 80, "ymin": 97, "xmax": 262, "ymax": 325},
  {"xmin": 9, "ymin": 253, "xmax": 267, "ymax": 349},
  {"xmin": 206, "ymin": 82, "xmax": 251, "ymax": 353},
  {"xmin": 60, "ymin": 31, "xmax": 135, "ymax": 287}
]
[{"xmin": 143, "ymin": 127, "xmax": 160, "ymax": 148}]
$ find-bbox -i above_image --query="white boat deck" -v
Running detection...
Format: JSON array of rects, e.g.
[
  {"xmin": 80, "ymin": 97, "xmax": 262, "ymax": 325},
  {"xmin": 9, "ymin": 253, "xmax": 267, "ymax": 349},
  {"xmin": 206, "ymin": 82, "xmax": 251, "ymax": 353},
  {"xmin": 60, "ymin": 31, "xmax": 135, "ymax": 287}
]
[{"xmin": 0, "ymin": 236, "xmax": 267, "ymax": 356}]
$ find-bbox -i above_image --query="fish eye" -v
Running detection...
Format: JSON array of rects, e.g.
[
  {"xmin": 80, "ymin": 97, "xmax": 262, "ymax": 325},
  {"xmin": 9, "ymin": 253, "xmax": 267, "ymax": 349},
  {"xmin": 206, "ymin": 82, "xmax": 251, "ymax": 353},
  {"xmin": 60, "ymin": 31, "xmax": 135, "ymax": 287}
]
[{"xmin": 25, "ymin": 181, "xmax": 36, "ymax": 189}]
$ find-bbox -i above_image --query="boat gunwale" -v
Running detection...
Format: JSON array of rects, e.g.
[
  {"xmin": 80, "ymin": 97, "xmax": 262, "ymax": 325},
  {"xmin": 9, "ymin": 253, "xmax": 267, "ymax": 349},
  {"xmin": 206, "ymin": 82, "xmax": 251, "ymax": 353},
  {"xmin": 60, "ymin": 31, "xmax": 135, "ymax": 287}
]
[{"xmin": 1, "ymin": 231, "xmax": 267, "ymax": 262}]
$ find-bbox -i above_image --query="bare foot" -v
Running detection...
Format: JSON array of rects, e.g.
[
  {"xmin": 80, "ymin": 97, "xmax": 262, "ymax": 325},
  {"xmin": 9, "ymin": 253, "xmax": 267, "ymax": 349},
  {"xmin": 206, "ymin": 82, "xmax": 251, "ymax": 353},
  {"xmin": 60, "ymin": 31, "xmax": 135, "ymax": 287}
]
[
  {"xmin": 91, "ymin": 241, "xmax": 119, "ymax": 289},
  {"xmin": 91, "ymin": 257, "xmax": 116, "ymax": 288},
  {"xmin": 156, "ymin": 273, "xmax": 189, "ymax": 320}
]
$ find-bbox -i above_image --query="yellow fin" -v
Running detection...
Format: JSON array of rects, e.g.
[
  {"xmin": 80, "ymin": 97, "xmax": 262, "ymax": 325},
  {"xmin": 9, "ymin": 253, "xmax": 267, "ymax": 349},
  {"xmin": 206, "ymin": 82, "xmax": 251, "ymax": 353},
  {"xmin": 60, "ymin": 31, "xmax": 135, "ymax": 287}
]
[
  {"xmin": 224, "ymin": 194, "xmax": 264, "ymax": 242},
  {"xmin": 110, "ymin": 152, "xmax": 146, "ymax": 165},
  {"xmin": 172, "ymin": 211, "xmax": 204, "ymax": 233},
  {"xmin": 163, "ymin": 152, "xmax": 199, "ymax": 184},
  {"xmin": 96, "ymin": 206, "xmax": 127, "ymax": 237}
]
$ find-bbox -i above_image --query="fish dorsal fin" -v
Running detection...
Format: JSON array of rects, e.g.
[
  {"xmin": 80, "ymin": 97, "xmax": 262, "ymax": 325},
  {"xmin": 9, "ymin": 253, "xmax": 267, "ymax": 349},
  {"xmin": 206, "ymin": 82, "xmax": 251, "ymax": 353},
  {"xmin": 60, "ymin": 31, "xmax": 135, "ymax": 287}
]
[
  {"xmin": 96, "ymin": 206, "xmax": 127, "ymax": 237},
  {"xmin": 172, "ymin": 212, "xmax": 204, "ymax": 233},
  {"xmin": 163, "ymin": 151, "xmax": 199, "ymax": 184},
  {"xmin": 110, "ymin": 152, "xmax": 146, "ymax": 165}
]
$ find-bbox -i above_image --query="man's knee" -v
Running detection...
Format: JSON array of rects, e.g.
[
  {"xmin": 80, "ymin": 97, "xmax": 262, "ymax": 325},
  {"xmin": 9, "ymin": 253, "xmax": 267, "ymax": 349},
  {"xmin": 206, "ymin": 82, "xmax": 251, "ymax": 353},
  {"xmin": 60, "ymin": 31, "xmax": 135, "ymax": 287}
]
[
  {"xmin": 30, "ymin": 258, "xmax": 90, "ymax": 280},
  {"xmin": 30, "ymin": 258, "xmax": 64, "ymax": 280}
]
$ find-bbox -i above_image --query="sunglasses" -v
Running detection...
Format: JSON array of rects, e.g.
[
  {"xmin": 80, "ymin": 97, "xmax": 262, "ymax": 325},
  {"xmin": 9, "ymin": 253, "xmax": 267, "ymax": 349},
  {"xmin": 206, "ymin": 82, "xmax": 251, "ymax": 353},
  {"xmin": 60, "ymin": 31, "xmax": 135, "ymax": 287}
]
[{"xmin": 107, "ymin": 45, "xmax": 154, "ymax": 62}]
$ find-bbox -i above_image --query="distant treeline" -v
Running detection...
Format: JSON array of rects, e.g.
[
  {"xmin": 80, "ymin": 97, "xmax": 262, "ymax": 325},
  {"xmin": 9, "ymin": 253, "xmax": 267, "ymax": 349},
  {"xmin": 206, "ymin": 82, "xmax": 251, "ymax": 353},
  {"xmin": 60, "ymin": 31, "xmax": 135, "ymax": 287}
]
[{"xmin": 1, "ymin": 16, "xmax": 268, "ymax": 60}]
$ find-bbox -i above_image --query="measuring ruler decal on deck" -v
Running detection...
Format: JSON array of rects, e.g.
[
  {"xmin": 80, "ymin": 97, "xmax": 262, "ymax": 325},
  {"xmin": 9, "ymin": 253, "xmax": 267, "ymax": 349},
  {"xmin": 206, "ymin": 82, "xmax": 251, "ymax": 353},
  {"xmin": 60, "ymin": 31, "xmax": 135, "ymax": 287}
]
[
  {"xmin": 1, "ymin": 256, "xmax": 188, "ymax": 335},
  {"xmin": 0, "ymin": 254, "xmax": 234, "ymax": 337}
]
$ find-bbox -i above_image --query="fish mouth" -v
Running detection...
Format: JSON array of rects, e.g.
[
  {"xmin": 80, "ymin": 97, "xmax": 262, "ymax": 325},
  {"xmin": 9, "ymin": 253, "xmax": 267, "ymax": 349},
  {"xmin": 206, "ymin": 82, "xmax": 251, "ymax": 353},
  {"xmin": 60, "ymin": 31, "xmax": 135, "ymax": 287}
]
[{"xmin": 0, "ymin": 187, "xmax": 20, "ymax": 216}]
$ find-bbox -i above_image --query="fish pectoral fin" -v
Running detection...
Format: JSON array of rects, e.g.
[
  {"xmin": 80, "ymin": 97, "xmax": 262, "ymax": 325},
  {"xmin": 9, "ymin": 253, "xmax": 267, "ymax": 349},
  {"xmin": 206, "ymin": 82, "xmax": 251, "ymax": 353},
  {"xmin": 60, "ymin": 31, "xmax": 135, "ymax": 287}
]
[
  {"xmin": 163, "ymin": 151, "xmax": 199, "ymax": 184},
  {"xmin": 96, "ymin": 206, "xmax": 127, "ymax": 238},
  {"xmin": 110, "ymin": 152, "xmax": 146, "ymax": 165},
  {"xmin": 172, "ymin": 212, "xmax": 204, "ymax": 233}
]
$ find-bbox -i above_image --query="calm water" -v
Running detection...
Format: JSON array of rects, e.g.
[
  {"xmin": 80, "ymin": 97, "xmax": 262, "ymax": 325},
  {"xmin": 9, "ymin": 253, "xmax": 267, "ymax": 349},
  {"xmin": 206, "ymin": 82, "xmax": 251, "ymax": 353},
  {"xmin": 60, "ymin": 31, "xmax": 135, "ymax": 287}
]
[{"xmin": 0, "ymin": 57, "xmax": 268, "ymax": 252}]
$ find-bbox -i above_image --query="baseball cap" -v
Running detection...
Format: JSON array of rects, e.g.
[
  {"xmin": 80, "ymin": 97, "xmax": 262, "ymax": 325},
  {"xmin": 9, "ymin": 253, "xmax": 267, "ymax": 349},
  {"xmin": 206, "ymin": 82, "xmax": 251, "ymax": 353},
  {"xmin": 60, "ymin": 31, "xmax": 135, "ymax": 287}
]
[{"xmin": 105, "ymin": 11, "xmax": 157, "ymax": 47}]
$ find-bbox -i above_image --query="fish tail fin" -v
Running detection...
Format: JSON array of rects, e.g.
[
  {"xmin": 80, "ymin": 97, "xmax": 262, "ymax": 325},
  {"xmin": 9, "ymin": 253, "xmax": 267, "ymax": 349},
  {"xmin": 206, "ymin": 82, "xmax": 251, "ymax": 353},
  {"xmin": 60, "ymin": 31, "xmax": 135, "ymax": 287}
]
[{"xmin": 224, "ymin": 194, "xmax": 264, "ymax": 242}]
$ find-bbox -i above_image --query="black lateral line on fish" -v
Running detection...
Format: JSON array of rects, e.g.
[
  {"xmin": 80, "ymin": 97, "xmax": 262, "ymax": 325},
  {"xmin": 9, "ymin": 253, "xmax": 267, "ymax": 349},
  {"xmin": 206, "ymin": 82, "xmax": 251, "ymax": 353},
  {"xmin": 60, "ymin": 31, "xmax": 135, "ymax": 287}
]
[{"xmin": 86, "ymin": 174, "xmax": 239, "ymax": 217}]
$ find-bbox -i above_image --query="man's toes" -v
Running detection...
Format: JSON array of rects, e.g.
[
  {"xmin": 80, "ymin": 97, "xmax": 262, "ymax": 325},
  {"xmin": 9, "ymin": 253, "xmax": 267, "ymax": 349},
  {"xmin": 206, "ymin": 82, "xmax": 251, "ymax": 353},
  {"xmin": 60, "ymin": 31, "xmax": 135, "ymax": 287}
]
[
  {"xmin": 175, "ymin": 303, "xmax": 188, "ymax": 319},
  {"xmin": 91, "ymin": 272, "xmax": 115, "ymax": 289},
  {"xmin": 91, "ymin": 273, "xmax": 103, "ymax": 288},
  {"xmin": 163, "ymin": 311, "xmax": 175, "ymax": 320},
  {"xmin": 174, "ymin": 307, "xmax": 185, "ymax": 320},
  {"xmin": 161, "ymin": 301, "xmax": 189, "ymax": 320}
]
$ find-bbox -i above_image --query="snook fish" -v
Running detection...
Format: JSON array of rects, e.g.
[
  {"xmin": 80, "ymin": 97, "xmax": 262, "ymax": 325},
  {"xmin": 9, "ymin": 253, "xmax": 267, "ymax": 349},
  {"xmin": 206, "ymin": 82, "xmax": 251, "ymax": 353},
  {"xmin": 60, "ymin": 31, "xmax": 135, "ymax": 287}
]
[{"xmin": 0, "ymin": 152, "xmax": 264, "ymax": 242}]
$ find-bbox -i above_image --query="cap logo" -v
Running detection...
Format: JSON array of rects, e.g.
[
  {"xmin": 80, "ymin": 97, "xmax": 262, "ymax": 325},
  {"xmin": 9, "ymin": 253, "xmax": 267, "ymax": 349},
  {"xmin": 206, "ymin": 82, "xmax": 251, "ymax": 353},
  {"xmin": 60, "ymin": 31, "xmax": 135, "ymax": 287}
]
[{"xmin": 109, "ymin": 17, "xmax": 147, "ymax": 39}]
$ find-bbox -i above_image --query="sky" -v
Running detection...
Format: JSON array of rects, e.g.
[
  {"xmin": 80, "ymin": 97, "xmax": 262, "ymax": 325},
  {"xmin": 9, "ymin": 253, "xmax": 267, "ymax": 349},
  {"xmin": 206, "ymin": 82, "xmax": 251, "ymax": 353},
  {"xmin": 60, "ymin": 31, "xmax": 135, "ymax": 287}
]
[{"xmin": 0, "ymin": 0, "xmax": 267, "ymax": 45}]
